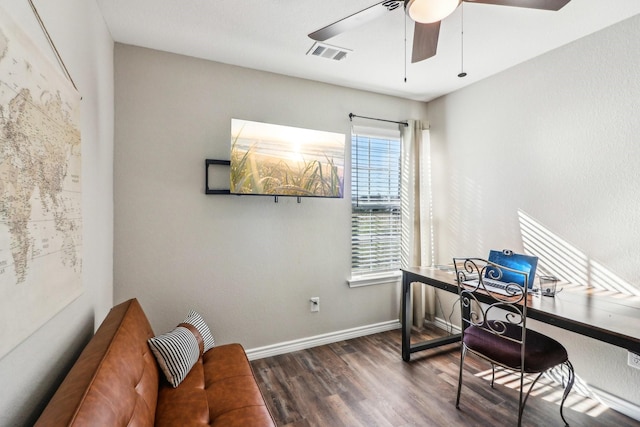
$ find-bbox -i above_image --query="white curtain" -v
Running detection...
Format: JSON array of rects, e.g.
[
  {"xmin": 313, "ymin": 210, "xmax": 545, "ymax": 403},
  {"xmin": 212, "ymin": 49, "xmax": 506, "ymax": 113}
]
[{"xmin": 400, "ymin": 120, "xmax": 435, "ymax": 327}]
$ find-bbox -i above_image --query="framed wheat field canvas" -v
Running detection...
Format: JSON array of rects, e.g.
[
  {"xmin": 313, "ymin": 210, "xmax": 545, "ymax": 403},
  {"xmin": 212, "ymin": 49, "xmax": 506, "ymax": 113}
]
[{"xmin": 230, "ymin": 119, "xmax": 345, "ymax": 198}]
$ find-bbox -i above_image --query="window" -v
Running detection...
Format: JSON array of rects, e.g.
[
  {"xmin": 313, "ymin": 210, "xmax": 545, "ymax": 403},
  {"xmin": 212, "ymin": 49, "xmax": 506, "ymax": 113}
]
[{"xmin": 351, "ymin": 129, "xmax": 402, "ymax": 277}]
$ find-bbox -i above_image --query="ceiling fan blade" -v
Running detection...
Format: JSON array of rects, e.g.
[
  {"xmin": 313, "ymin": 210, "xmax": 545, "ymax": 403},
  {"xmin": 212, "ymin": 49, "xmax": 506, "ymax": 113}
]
[
  {"xmin": 412, "ymin": 21, "xmax": 440, "ymax": 63},
  {"xmin": 463, "ymin": 0, "xmax": 571, "ymax": 11},
  {"xmin": 308, "ymin": 1, "xmax": 399, "ymax": 41}
]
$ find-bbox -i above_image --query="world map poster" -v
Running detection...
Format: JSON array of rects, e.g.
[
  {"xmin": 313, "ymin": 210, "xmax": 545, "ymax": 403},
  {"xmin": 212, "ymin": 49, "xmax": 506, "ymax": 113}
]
[{"xmin": 0, "ymin": 7, "xmax": 82, "ymax": 359}]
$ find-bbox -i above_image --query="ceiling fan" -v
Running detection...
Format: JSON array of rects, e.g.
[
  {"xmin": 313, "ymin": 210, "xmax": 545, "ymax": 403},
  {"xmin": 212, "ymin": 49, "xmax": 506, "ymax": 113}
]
[{"xmin": 308, "ymin": 0, "xmax": 571, "ymax": 64}]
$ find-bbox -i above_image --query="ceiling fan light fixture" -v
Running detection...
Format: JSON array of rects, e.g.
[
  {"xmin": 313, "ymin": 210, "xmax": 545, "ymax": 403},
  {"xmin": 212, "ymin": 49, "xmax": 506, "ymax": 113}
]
[{"xmin": 407, "ymin": 0, "xmax": 461, "ymax": 24}]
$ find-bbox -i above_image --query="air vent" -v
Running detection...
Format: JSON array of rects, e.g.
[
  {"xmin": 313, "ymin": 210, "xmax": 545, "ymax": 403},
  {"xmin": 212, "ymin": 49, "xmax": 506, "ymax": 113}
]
[{"xmin": 306, "ymin": 42, "xmax": 352, "ymax": 61}]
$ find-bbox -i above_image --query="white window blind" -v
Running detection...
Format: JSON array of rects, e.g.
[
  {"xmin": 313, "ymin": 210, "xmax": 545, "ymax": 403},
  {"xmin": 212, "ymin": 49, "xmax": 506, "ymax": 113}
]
[{"xmin": 351, "ymin": 129, "xmax": 402, "ymax": 275}]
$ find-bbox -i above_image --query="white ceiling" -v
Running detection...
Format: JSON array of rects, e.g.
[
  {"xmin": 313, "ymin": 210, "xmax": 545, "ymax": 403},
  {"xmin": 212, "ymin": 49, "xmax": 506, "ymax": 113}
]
[{"xmin": 96, "ymin": 0, "xmax": 640, "ymax": 102}]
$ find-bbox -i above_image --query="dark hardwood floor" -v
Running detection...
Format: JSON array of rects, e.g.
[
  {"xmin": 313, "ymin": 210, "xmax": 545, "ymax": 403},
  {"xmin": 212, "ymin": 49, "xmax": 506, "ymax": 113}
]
[{"xmin": 251, "ymin": 325, "xmax": 639, "ymax": 426}]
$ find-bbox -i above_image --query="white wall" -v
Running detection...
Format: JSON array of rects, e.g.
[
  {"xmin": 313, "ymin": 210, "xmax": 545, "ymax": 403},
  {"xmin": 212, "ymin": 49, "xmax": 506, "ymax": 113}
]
[
  {"xmin": 0, "ymin": 1, "xmax": 114, "ymax": 426},
  {"xmin": 429, "ymin": 14, "xmax": 640, "ymax": 409},
  {"xmin": 113, "ymin": 45, "xmax": 428, "ymax": 349}
]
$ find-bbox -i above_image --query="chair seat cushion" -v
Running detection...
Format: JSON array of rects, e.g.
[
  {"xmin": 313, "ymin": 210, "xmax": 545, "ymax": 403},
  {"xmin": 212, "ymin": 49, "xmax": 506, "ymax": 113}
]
[{"xmin": 463, "ymin": 321, "xmax": 568, "ymax": 373}]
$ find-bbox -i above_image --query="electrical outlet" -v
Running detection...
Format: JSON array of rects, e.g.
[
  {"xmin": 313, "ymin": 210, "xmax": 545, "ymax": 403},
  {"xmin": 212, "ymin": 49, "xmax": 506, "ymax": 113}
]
[
  {"xmin": 310, "ymin": 297, "xmax": 319, "ymax": 313},
  {"xmin": 628, "ymin": 351, "xmax": 640, "ymax": 369}
]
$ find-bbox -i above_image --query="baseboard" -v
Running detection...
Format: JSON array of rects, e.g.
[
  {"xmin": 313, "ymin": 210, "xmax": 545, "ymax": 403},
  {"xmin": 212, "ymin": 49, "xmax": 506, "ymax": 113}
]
[
  {"xmin": 431, "ymin": 316, "xmax": 461, "ymax": 334},
  {"xmin": 245, "ymin": 320, "xmax": 401, "ymax": 361},
  {"xmin": 591, "ymin": 386, "xmax": 640, "ymax": 422}
]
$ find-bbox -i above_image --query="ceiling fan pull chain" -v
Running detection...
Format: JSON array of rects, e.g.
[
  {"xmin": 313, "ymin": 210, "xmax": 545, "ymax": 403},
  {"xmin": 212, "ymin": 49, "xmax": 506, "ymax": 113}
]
[
  {"xmin": 404, "ymin": 3, "xmax": 408, "ymax": 83},
  {"xmin": 458, "ymin": 2, "xmax": 467, "ymax": 78}
]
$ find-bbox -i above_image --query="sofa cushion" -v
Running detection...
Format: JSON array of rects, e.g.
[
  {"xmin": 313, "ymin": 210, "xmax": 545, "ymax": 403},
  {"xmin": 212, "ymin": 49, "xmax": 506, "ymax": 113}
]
[{"xmin": 155, "ymin": 343, "xmax": 275, "ymax": 427}]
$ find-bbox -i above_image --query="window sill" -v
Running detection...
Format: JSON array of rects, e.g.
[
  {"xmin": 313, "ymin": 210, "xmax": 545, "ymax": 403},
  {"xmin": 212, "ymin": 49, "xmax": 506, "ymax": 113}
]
[{"xmin": 348, "ymin": 271, "xmax": 402, "ymax": 288}]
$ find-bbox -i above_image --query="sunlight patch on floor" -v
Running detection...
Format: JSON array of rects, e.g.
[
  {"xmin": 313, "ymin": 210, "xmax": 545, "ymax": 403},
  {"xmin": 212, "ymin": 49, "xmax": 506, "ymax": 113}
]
[{"xmin": 474, "ymin": 367, "xmax": 609, "ymax": 418}]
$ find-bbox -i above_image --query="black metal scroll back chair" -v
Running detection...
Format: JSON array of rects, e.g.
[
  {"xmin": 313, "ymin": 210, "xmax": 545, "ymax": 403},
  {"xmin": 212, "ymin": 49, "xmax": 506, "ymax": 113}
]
[{"xmin": 453, "ymin": 257, "xmax": 575, "ymax": 427}]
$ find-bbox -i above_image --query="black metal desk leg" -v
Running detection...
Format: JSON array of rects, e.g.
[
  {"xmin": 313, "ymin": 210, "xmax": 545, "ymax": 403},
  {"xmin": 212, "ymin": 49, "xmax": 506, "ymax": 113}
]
[{"xmin": 402, "ymin": 272, "xmax": 411, "ymax": 361}]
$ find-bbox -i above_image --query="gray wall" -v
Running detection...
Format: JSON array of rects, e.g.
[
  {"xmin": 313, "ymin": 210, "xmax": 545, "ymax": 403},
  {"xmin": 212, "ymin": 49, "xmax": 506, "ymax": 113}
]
[
  {"xmin": 0, "ymin": 1, "xmax": 114, "ymax": 426},
  {"xmin": 429, "ymin": 14, "xmax": 640, "ymax": 408},
  {"xmin": 113, "ymin": 44, "xmax": 428, "ymax": 349}
]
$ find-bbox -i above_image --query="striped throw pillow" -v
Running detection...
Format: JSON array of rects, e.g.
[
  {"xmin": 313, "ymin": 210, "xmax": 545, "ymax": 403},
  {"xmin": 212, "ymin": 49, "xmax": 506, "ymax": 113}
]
[
  {"xmin": 148, "ymin": 310, "xmax": 215, "ymax": 387},
  {"xmin": 182, "ymin": 310, "xmax": 215, "ymax": 352}
]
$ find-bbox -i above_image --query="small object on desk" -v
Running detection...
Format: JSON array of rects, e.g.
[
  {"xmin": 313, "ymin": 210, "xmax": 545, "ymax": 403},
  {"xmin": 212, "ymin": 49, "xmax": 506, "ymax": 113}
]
[{"xmin": 540, "ymin": 275, "xmax": 561, "ymax": 297}]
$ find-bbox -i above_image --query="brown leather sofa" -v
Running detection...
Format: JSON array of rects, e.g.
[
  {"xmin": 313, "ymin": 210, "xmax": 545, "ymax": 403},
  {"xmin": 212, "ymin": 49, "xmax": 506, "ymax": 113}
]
[{"xmin": 35, "ymin": 298, "xmax": 276, "ymax": 426}]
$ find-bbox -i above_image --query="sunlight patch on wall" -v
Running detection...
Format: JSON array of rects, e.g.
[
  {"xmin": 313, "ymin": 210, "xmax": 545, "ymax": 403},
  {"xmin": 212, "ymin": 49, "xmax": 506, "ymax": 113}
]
[
  {"xmin": 517, "ymin": 210, "xmax": 588, "ymax": 284},
  {"xmin": 589, "ymin": 259, "xmax": 640, "ymax": 296},
  {"xmin": 518, "ymin": 210, "xmax": 640, "ymax": 296}
]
